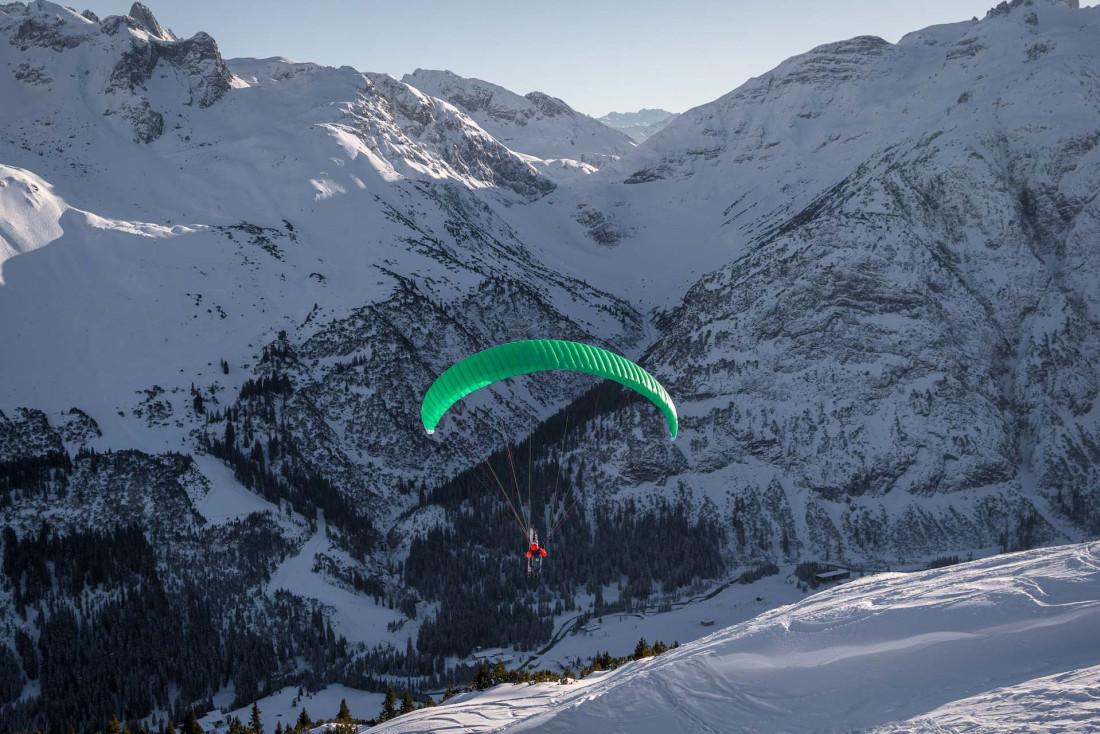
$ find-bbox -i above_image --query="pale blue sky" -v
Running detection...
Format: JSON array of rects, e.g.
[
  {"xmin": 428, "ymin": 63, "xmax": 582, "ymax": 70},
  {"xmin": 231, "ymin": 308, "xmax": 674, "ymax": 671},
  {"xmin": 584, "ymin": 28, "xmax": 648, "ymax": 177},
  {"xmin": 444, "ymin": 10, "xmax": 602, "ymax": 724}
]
[{"xmin": 83, "ymin": 1, "xmax": 1075, "ymax": 115}]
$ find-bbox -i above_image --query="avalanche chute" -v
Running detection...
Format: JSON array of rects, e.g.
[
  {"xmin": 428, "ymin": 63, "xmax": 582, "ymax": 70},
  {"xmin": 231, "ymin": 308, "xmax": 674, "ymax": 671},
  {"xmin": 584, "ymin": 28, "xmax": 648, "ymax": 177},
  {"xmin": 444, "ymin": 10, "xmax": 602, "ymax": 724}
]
[{"xmin": 420, "ymin": 339, "xmax": 678, "ymax": 438}]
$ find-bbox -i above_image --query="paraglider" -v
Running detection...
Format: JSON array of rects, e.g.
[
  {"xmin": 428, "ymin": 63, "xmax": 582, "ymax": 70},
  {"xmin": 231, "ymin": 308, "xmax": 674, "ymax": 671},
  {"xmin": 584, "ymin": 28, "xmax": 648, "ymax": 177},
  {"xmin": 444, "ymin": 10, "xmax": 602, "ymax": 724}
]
[
  {"xmin": 421, "ymin": 339, "xmax": 678, "ymax": 438},
  {"xmin": 420, "ymin": 339, "xmax": 677, "ymax": 573},
  {"xmin": 525, "ymin": 528, "xmax": 548, "ymax": 576}
]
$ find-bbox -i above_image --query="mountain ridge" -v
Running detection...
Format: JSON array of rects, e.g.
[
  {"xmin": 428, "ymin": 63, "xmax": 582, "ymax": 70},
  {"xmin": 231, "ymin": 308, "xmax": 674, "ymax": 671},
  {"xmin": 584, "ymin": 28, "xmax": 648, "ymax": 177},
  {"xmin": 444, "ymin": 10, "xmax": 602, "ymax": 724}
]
[
  {"xmin": 597, "ymin": 108, "xmax": 678, "ymax": 143},
  {"xmin": 401, "ymin": 68, "xmax": 635, "ymax": 166}
]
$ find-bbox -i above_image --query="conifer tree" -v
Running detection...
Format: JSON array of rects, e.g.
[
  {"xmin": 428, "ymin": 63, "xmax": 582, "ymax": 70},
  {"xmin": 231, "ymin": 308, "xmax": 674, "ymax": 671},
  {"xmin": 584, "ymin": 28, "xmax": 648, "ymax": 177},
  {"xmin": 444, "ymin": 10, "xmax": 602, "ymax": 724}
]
[
  {"xmin": 336, "ymin": 697, "xmax": 352, "ymax": 723},
  {"xmin": 249, "ymin": 702, "xmax": 263, "ymax": 734},
  {"xmin": 295, "ymin": 709, "xmax": 311, "ymax": 732},
  {"xmin": 163, "ymin": 720, "xmax": 176, "ymax": 734},
  {"xmin": 182, "ymin": 709, "xmax": 204, "ymax": 734},
  {"xmin": 107, "ymin": 717, "xmax": 123, "ymax": 734},
  {"xmin": 379, "ymin": 686, "xmax": 397, "ymax": 722},
  {"xmin": 400, "ymin": 689, "xmax": 415, "ymax": 715},
  {"xmin": 633, "ymin": 636, "xmax": 652, "ymax": 660},
  {"xmin": 474, "ymin": 664, "xmax": 493, "ymax": 690},
  {"xmin": 442, "ymin": 684, "xmax": 457, "ymax": 702}
]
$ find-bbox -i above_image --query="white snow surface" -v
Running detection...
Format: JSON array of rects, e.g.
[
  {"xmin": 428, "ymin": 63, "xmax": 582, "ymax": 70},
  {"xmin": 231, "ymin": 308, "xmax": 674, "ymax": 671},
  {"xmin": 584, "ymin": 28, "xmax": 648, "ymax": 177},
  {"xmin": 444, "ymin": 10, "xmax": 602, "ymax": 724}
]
[
  {"xmin": 191, "ymin": 453, "xmax": 280, "ymax": 524},
  {"xmin": 522, "ymin": 570, "xmax": 805, "ymax": 673},
  {"xmin": 0, "ymin": 3, "xmax": 636, "ymax": 457},
  {"xmin": 199, "ymin": 683, "xmax": 383, "ymax": 734},
  {"xmin": 371, "ymin": 542, "xmax": 1100, "ymax": 733},
  {"xmin": 870, "ymin": 663, "xmax": 1100, "ymax": 733},
  {"xmin": 267, "ymin": 516, "xmax": 411, "ymax": 646}
]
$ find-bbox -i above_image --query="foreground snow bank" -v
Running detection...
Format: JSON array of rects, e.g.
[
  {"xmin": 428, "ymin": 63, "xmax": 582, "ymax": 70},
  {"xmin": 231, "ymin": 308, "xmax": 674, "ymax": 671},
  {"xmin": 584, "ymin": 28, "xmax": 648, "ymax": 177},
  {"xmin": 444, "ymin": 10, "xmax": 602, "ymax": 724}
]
[
  {"xmin": 373, "ymin": 542, "xmax": 1100, "ymax": 733},
  {"xmin": 870, "ymin": 663, "xmax": 1100, "ymax": 733}
]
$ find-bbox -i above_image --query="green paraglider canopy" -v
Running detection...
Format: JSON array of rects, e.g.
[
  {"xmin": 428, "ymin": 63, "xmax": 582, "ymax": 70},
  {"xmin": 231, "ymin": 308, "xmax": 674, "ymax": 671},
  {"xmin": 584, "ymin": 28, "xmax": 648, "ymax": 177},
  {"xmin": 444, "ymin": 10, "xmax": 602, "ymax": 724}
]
[{"xmin": 421, "ymin": 339, "xmax": 678, "ymax": 438}]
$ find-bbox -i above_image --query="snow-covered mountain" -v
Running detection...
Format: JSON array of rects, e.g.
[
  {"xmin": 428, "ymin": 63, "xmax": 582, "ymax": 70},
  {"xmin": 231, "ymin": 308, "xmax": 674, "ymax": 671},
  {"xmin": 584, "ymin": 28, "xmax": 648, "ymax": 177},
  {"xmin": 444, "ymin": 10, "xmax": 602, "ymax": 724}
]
[
  {"xmin": 597, "ymin": 108, "xmax": 678, "ymax": 143},
  {"xmin": 372, "ymin": 542, "xmax": 1100, "ymax": 733},
  {"xmin": 401, "ymin": 68, "xmax": 635, "ymax": 167},
  {"xmin": 0, "ymin": 2, "xmax": 643, "ymax": 728},
  {"xmin": 2, "ymin": 0, "xmax": 1099, "ymax": 730},
  {"xmin": 506, "ymin": 0, "xmax": 1100, "ymax": 565},
  {"xmin": 0, "ymin": 2, "xmax": 641, "ymax": 464}
]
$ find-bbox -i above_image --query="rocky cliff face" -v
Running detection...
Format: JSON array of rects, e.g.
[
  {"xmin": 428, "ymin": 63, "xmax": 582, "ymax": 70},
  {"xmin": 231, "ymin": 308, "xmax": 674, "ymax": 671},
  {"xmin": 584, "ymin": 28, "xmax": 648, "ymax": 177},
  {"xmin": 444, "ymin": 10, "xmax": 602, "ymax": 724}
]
[{"xmin": 3, "ymin": 0, "xmax": 234, "ymax": 142}]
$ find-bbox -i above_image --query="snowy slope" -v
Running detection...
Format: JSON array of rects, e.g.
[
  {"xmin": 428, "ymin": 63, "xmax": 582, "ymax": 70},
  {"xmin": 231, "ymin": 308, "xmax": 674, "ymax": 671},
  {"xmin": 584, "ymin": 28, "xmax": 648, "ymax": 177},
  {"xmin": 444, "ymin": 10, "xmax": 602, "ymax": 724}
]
[
  {"xmin": 517, "ymin": 568, "xmax": 807, "ymax": 675},
  {"xmin": 373, "ymin": 542, "xmax": 1100, "ymax": 733},
  {"xmin": 401, "ymin": 69, "xmax": 634, "ymax": 166},
  {"xmin": 513, "ymin": 0, "xmax": 1099, "ymax": 308},
  {"xmin": 200, "ymin": 684, "xmax": 384, "ymax": 734},
  {"xmin": 0, "ymin": 3, "xmax": 644, "ymax": 728},
  {"xmin": 870, "ymin": 663, "xmax": 1100, "ymax": 733},
  {"xmin": 0, "ymin": 1, "xmax": 642, "ymax": 466}
]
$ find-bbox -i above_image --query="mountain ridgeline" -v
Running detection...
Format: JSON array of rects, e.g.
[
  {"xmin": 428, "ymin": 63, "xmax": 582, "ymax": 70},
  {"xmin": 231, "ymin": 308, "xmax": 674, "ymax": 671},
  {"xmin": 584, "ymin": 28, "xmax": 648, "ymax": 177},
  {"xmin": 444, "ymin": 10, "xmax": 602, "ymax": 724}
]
[{"xmin": 0, "ymin": 0, "xmax": 1098, "ymax": 730}]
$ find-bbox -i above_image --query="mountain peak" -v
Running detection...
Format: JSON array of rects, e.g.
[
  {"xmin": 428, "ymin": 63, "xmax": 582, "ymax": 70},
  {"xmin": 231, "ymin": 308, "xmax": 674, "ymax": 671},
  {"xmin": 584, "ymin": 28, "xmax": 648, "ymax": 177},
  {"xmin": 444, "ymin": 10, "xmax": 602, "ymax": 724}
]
[
  {"xmin": 986, "ymin": 0, "xmax": 1079, "ymax": 17},
  {"xmin": 127, "ymin": 1, "xmax": 174, "ymax": 41},
  {"xmin": 522, "ymin": 90, "xmax": 571, "ymax": 117}
]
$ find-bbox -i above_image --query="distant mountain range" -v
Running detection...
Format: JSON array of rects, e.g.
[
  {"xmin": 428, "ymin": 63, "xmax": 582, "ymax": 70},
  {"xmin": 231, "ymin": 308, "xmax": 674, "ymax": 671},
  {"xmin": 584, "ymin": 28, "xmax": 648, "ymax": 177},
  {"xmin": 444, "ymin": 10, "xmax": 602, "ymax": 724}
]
[{"xmin": 598, "ymin": 108, "xmax": 679, "ymax": 142}]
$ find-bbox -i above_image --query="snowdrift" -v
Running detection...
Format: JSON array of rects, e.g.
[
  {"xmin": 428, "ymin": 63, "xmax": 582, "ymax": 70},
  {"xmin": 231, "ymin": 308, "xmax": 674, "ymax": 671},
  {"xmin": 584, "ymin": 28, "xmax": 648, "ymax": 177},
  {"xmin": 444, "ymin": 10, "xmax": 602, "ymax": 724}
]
[{"xmin": 375, "ymin": 542, "xmax": 1100, "ymax": 733}]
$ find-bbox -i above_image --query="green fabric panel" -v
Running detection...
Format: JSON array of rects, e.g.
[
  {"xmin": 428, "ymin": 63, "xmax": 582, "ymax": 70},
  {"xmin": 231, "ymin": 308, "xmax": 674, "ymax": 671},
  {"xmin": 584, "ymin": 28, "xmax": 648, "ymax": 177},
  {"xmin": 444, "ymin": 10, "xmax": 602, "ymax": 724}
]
[{"xmin": 421, "ymin": 339, "xmax": 678, "ymax": 438}]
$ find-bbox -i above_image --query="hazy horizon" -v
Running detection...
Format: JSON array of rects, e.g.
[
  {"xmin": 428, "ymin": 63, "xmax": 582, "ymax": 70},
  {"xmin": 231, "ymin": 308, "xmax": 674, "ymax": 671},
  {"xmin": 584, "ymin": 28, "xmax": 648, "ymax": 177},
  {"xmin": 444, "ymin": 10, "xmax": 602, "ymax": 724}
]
[{"xmin": 77, "ymin": 0, "xmax": 1093, "ymax": 115}]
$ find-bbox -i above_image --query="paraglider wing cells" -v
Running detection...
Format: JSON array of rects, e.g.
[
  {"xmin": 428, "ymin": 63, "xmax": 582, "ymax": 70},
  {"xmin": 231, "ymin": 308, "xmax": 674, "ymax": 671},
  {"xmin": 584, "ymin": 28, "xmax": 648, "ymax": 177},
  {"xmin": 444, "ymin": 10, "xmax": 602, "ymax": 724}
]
[{"xmin": 421, "ymin": 339, "xmax": 678, "ymax": 438}]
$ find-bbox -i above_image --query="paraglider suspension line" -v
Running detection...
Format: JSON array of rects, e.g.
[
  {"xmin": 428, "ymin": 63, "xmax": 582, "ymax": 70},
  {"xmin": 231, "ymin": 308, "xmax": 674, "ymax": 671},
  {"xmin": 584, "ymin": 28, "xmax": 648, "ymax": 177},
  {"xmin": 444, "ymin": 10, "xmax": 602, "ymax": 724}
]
[
  {"xmin": 527, "ymin": 439, "xmax": 533, "ymax": 532},
  {"xmin": 546, "ymin": 412, "xmax": 571, "ymax": 537},
  {"xmin": 548, "ymin": 383, "xmax": 603, "ymax": 540},
  {"xmin": 483, "ymin": 460, "xmax": 529, "ymax": 537},
  {"xmin": 505, "ymin": 444, "xmax": 529, "ymax": 530},
  {"xmin": 548, "ymin": 490, "xmax": 583, "ymax": 539},
  {"xmin": 448, "ymin": 435, "xmax": 528, "ymax": 538}
]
